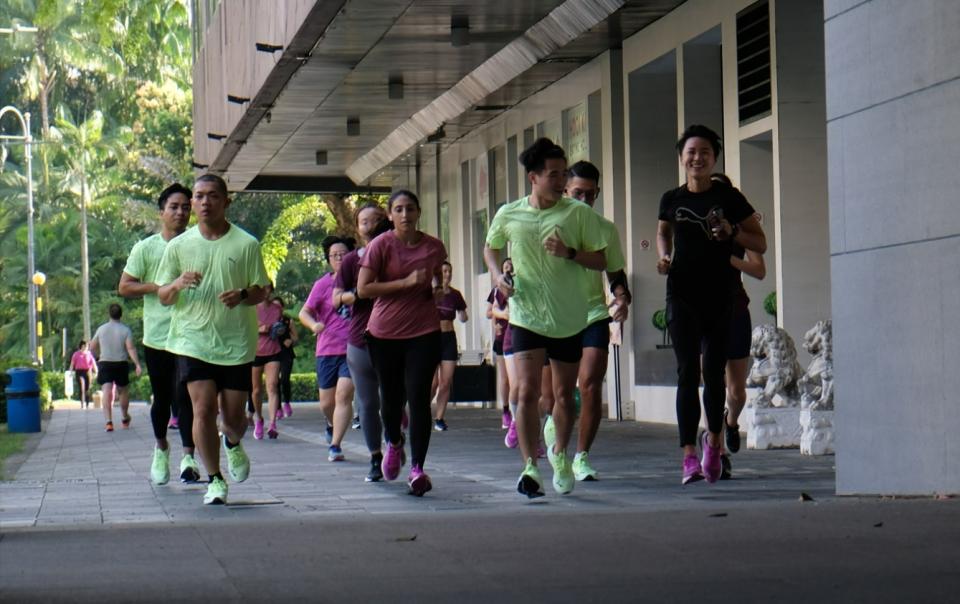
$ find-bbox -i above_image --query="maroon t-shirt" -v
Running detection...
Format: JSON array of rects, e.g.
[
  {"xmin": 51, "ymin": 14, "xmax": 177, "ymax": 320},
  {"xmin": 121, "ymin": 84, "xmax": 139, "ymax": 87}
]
[
  {"xmin": 436, "ymin": 288, "xmax": 467, "ymax": 321},
  {"xmin": 361, "ymin": 231, "xmax": 447, "ymax": 339},
  {"xmin": 486, "ymin": 288, "xmax": 508, "ymax": 344},
  {"xmin": 335, "ymin": 248, "xmax": 372, "ymax": 349}
]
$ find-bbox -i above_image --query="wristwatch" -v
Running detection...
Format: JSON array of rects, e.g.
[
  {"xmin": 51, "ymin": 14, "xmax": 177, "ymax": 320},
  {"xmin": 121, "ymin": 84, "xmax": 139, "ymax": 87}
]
[
  {"xmin": 566, "ymin": 247, "xmax": 577, "ymax": 260},
  {"xmin": 239, "ymin": 288, "xmax": 249, "ymax": 300}
]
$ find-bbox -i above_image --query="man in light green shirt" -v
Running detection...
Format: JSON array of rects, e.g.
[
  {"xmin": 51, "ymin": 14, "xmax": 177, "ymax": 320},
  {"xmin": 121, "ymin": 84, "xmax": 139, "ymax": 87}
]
[
  {"xmin": 157, "ymin": 174, "xmax": 270, "ymax": 506},
  {"xmin": 484, "ymin": 138, "xmax": 608, "ymax": 498},
  {"xmin": 120, "ymin": 183, "xmax": 200, "ymax": 486}
]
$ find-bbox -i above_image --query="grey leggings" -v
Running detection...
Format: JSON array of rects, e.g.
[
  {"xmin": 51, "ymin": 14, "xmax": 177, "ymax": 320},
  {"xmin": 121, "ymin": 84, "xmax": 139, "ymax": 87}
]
[{"xmin": 346, "ymin": 343, "xmax": 383, "ymax": 454}]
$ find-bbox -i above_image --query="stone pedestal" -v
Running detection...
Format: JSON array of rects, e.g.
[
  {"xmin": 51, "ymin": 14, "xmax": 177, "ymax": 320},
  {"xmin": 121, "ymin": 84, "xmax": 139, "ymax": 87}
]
[
  {"xmin": 800, "ymin": 409, "xmax": 835, "ymax": 455},
  {"xmin": 747, "ymin": 408, "xmax": 801, "ymax": 449}
]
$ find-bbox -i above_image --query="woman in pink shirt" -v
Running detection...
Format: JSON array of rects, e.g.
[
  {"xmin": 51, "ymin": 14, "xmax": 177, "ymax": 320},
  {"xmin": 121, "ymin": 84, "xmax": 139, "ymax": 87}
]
[
  {"xmin": 299, "ymin": 236, "xmax": 356, "ymax": 462},
  {"xmin": 69, "ymin": 340, "xmax": 97, "ymax": 408},
  {"xmin": 252, "ymin": 283, "xmax": 284, "ymax": 440},
  {"xmin": 358, "ymin": 190, "xmax": 447, "ymax": 496}
]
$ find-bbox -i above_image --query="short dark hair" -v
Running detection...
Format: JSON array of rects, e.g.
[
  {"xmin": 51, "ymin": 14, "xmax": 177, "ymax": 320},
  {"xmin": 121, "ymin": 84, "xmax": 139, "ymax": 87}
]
[
  {"xmin": 567, "ymin": 160, "xmax": 600, "ymax": 184},
  {"xmin": 321, "ymin": 235, "xmax": 357, "ymax": 263},
  {"xmin": 676, "ymin": 124, "xmax": 722, "ymax": 156},
  {"xmin": 195, "ymin": 173, "xmax": 228, "ymax": 196},
  {"xmin": 157, "ymin": 183, "xmax": 192, "ymax": 210},
  {"xmin": 388, "ymin": 189, "xmax": 420, "ymax": 209},
  {"xmin": 108, "ymin": 303, "xmax": 122, "ymax": 320},
  {"xmin": 519, "ymin": 138, "xmax": 566, "ymax": 174}
]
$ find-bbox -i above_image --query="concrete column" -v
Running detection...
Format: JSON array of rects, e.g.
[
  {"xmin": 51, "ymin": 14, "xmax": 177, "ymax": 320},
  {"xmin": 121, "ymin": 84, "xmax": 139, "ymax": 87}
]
[{"xmin": 825, "ymin": 0, "xmax": 960, "ymax": 494}]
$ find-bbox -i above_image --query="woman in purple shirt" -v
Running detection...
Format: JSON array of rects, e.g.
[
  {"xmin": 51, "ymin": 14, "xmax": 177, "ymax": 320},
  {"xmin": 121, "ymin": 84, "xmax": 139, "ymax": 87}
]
[
  {"xmin": 358, "ymin": 190, "xmax": 447, "ymax": 496},
  {"xmin": 432, "ymin": 261, "xmax": 468, "ymax": 431},
  {"xmin": 299, "ymin": 236, "xmax": 356, "ymax": 462}
]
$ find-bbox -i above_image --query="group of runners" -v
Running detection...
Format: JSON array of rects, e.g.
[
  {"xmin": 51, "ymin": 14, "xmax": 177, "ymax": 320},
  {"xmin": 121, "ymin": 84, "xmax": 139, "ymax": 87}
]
[{"xmin": 90, "ymin": 123, "xmax": 763, "ymax": 505}]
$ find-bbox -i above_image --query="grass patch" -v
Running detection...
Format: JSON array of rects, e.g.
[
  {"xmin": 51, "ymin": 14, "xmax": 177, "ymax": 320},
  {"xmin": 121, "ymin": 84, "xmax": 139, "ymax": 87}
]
[{"xmin": 0, "ymin": 425, "xmax": 27, "ymax": 480}]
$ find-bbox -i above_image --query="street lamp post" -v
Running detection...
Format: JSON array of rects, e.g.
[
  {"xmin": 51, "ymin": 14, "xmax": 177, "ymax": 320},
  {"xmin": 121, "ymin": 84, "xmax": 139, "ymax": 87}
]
[{"xmin": 1, "ymin": 105, "xmax": 38, "ymax": 364}]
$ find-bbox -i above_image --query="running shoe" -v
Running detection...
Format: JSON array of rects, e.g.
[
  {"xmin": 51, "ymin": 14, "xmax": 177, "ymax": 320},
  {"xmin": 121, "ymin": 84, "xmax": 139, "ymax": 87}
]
[
  {"xmin": 121, "ymin": 414, "xmax": 132, "ymax": 429},
  {"xmin": 504, "ymin": 419, "xmax": 519, "ymax": 449},
  {"xmin": 168, "ymin": 416, "xmax": 179, "ymax": 430},
  {"xmin": 223, "ymin": 435, "xmax": 250, "ymax": 482},
  {"xmin": 366, "ymin": 453, "xmax": 384, "ymax": 482},
  {"xmin": 105, "ymin": 421, "xmax": 114, "ymax": 432},
  {"xmin": 267, "ymin": 422, "xmax": 278, "ymax": 439},
  {"xmin": 682, "ymin": 454, "xmax": 704, "ymax": 485},
  {"xmin": 720, "ymin": 454, "xmax": 732, "ymax": 480},
  {"xmin": 543, "ymin": 414, "xmax": 556, "ymax": 450},
  {"xmin": 324, "ymin": 424, "xmax": 333, "ymax": 444},
  {"xmin": 179, "ymin": 454, "xmax": 201, "ymax": 483},
  {"xmin": 253, "ymin": 418, "xmax": 264, "ymax": 440},
  {"xmin": 150, "ymin": 447, "xmax": 170, "ymax": 485},
  {"xmin": 203, "ymin": 476, "xmax": 228, "ymax": 505},
  {"xmin": 517, "ymin": 458, "xmax": 545, "ymax": 499},
  {"xmin": 276, "ymin": 406, "xmax": 285, "ymax": 420},
  {"xmin": 548, "ymin": 447, "xmax": 575, "ymax": 495},
  {"xmin": 328, "ymin": 445, "xmax": 345, "ymax": 462},
  {"xmin": 724, "ymin": 410, "xmax": 741, "ymax": 453},
  {"xmin": 537, "ymin": 438, "xmax": 547, "ymax": 459},
  {"xmin": 352, "ymin": 415, "xmax": 361, "ymax": 430},
  {"xmin": 434, "ymin": 418, "xmax": 448, "ymax": 432},
  {"xmin": 283, "ymin": 402, "xmax": 293, "ymax": 418},
  {"xmin": 407, "ymin": 464, "xmax": 433, "ymax": 497},
  {"xmin": 501, "ymin": 409, "xmax": 512, "ymax": 429},
  {"xmin": 381, "ymin": 441, "xmax": 403, "ymax": 481},
  {"xmin": 572, "ymin": 451, "xmax": 598, "ymax": 482},
  {"xmin": 701, "ymin": 431, "xmax": 722, "ymax": 483}
]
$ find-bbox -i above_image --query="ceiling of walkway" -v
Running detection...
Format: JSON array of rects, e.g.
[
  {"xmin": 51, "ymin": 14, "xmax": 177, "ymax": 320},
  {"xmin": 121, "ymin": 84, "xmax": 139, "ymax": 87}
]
[{"xmin": 219, "ymin": 0, "xmax": 686, "ymax": 192}]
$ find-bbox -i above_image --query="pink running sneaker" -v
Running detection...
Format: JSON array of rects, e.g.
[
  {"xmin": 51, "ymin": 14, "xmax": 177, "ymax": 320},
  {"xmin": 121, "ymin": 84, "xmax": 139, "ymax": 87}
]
[
  {"xmin": 283, "ymin": 402, "xmax": 293, "ymax": 418},
  {"xmin": 267, "ymin": 422, "xmax": 278, "ymax": 439},
  {"xmin": 501, "ymin": 409, "xmax": 512, "ymax": 429},
  {"xmin": 700, "ymin": 431, "xmax": 722, "ymax": 483},
  {"xmin": 253, "ymin": 418, "xmax": 264, "ymax": 440},
  {"xmin": 276, "ymin": 407, "xmax": 285, "ymax": 420},
  {"xmin": 168, "ymin": 416, "xmax": 179, "ymax": 430},
  {"xmin": 537, "ymin": 439, "xmax": 547, "ymax": 459},
  {"xmin": 682, "ymin": 454, "xmax": 704, "ymax": 485},
  {"xmin": 408, "ymin": 464, "xmax": 433, "ymax": 497},
  {"xmin": 381, "ymin": 441, "xmax": 403, "ymax": 481},
  {"xmin": 504, "ymin": 419, "xmax": 519, "ymax": 449}
]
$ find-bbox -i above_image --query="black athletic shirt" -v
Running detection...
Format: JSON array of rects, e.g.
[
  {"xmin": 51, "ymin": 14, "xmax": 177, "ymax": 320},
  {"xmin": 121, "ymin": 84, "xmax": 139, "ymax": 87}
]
[{"xmin": 658, "ymin": 181, "xmax": 755, "ymax": 302}]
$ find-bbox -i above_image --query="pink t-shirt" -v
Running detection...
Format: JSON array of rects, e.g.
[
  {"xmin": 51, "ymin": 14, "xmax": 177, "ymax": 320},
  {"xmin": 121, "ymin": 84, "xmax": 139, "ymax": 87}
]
[
  {"xmin": 361, "ymin": 231, "xmax": 447, "ymax": 339},
  {"xmin": 71, "ymin": 350, "xmax": 95, "ymax": 370},
  {"xmin": 305, "ymin": 273, "xmax": 350, "ymax": 356},
  {"xmin": 256, "ymin": 301, "xmax": 283, "ymax": 357}
]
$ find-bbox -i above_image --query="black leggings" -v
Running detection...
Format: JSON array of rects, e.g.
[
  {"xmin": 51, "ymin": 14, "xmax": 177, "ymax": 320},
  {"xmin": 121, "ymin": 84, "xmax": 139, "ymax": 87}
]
[
  {"xmin": 666, "ymin": 297, "xmax": 731, "ymax": 447},
  {"xmin": 76, "ymin": 371, "xmax": 91, "ymax": 401},
  {"xmin": 366, "ymin": 331, "xmax": 441, "ymax": 468},
  {"xmin": 278, "ymin": 349, "xmax": 295, "ymax": 404},
  {"xmin": 144, "ymin": 346, "xmax": 194, "ymax": 448}
]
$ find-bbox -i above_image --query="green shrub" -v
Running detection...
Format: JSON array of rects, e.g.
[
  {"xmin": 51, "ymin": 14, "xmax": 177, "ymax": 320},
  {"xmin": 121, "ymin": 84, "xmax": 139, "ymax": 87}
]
[
  {"xmin": 290, "ymin": 373, "xmax": 317, "ymax": 402},
  {"xmin": 764, "ymin": 291, "xmax": 777, "ymax": 318}
]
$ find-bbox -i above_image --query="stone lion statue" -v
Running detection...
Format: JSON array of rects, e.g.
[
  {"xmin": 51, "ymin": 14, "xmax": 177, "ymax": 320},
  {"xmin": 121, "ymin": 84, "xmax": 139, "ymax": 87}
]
[
  {"xmin": 747, "ymin": 324, "xmax": 803, "ymax": 408},
  {"xmin": 798, "ymin": 320, "xmax": 834, "ymax": 411}
]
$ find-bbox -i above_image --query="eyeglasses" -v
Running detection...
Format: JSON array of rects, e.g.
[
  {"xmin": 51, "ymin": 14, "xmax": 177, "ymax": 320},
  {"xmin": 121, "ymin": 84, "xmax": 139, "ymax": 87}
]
[{"xmin": 329, "ymin": 252, "xmax": 347, "ymax": 259}]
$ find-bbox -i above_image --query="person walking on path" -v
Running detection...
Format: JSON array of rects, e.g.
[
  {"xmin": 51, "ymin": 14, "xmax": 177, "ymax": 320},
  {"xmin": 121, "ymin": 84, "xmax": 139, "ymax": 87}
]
[
  {"xmin": 68, "ymin": 340, "xmax": 97, "ymax": 408},
  {"xmin": 119, "ymin": 183, "xmax": 201, "ymax": 484},
  {"xmin": 90, "ymin": 304, "xmax": 142, "ymax": 432},
  {"xmin": 273, "ymin": 296, "xmax": 298, "ymax": 420},
  {"xmin": 486, "ymin": 258, "xmax": 516, "ymax": 433},
  {"xmin": 252, "ymin": 283, "xmax": 284, "ymax": 440},
  {"xmin": 358, "ymin": 190, "xmax": 447, "ymax": 496},
  {"xmin": 656, "ymin": 125, "xmax": 766, "ymax": 485},
  {"xmin": 300, "ymin": 236, "xmax": 356, "ymax": 462},
  {"xmin": 483, "ymin": 138, "xmax": 609, "ymax": 498},
  {"xmin": 157, "ymin": 174, "xmax": 271, "ymax": 505},
  {"xmin": 333, "ymin": 204, "xmax": 391, "ymax": 482},
  {"xmin": 431, "ymin": 261, "xmax": 468, "ymax": 431}
]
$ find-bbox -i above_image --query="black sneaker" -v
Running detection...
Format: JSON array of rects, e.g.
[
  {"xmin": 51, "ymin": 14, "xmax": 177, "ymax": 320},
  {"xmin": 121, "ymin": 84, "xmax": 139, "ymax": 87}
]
[
  {"xmin": 724, "ymin": 410, "xmax": 741, "ymax": 453},
  {"xmin": 351, "ymin": 415, "xmax": 361, "ymax": 430},
  {"xmin": 720, "ymin": 454, "xmax": 732, "ymax": 480},
  {"xmin": 366, "ymin": 453, "xmax": 384, "ymax": 482},
  {"xmin": 434, "ymin": 418, "xmax": 448, "ymax": 432}
]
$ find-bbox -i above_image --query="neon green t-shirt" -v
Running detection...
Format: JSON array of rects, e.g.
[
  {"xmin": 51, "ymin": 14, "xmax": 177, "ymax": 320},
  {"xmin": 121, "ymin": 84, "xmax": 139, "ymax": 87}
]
[
  {"xmin": 155, "ymin": 223, "xmax": 270, "ymax": 365},
  {"xmin": 585, "ymin": 218, "xmax": 627, "ymax": 325},
  {"xmin": 486, "ymin": 196, "xmax": 609, "ymax": 338},
  {"xmin": 123, "ymin": 233, "xmax": 175, "ymax": 350}
]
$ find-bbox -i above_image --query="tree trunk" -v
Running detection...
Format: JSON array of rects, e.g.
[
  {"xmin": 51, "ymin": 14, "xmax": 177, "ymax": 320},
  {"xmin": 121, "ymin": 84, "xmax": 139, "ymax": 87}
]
[
  {"xmin": 80, "ymin": 172, "xmax": 91, "ymax": 341},
  {"xmin": 321, "ymin": 194, "xmax": 359, "ymax": 241}
]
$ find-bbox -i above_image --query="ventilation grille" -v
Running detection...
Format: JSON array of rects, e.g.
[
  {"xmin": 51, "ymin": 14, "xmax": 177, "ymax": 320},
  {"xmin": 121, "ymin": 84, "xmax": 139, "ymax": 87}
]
[{"xmin": 736, "ymin": 1, "xmax": 771, "ymax": 124}]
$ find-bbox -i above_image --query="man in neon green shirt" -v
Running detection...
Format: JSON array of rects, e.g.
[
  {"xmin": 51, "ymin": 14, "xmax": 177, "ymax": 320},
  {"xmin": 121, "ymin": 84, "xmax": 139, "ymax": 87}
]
[
  {"xmin": 119, "ymin": 183, "xmax": 200, "ymax": 486},
  {"xmin": 484, "ymin": 138, "xmax": 609, "ymax": 498},
  {"xmin": 157, "ymin": 174, "xmax": 270, "ymax": 505}
]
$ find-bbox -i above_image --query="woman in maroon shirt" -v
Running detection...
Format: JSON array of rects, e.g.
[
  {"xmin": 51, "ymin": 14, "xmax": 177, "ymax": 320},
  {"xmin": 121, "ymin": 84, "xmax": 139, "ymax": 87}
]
[{"xmin": 431, "ymin": 261, "xmax": 468, "ymax": 431}]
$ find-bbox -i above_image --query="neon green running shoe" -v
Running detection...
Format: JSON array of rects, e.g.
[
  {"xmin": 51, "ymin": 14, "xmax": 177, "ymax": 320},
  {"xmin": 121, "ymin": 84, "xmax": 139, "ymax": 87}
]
[
  {"xmin": 179, "ymin": 453, "xmax": 202, "ymax": 483},
  {"xmin": 223, "ymin": 436, "xmax": 250, "ymax": 482},
  {"xmin": 572, "ymin": 451, "xmax": 598, "ymax": 482},
  {"xmin": 203, "ymin": 476, "xmax": 228, "ymax": 505},
  {"xmin": 543, "ymin": 414, "xmax": 556, "ymax": 450},
  {"xmin": 549, "ymin": 449, "xmax": 575, "ymax": 495},
  {"xmin": 150, "ymin": 447, "xmax": 170, "ymax": 485},
  {"xmin": 517, "ymin": 458, "xmax": 545, "ymax": 499}
]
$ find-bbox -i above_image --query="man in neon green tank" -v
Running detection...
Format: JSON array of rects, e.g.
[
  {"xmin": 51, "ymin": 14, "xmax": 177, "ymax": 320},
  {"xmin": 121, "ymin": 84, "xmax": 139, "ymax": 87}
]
[
  {"xmin": 156, "ymin": 174, "xmax": 270, "ymax": 506},
  {"xmin": 484, "ymin": 138, "xmax": 609, "ymax": 498},
  {"xmin": 119, "ymin": 183, "xmax": 200, "ymax": 486}
]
